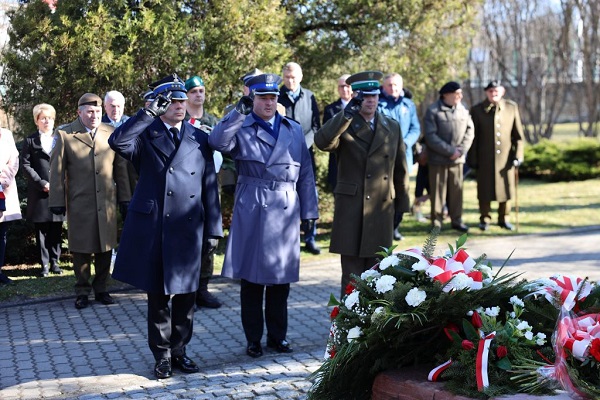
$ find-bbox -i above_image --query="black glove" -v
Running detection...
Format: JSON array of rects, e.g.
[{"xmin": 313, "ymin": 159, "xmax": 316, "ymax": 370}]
[
  {"xmin": 50, "ymin": 207, "xmax": 66, "ymax": 216},
  {"xmin": 235, "ymin": 96, "xmax": 254, "ymax": 115},
  {"xmin": 343, "ymin": 91, "xmax": 364, "ymax": 119},
  {"xmin": 143, "ymin": 93, "xmax": 172, "ymax": 117},
  {"xmin": 119, "ymin": 201, "xmax": 130, "ymax": 221},
  {"xmin": 203, "ymin": 238, "xmax": 219, "ymax": 255}
]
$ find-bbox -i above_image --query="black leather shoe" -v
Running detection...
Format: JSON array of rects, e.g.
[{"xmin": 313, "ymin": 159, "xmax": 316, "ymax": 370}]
[
  {"xmin": 246, "ymin": 341, "xmax": 263, "ymax": 358},
  {"xmin": 75, "ymin": 295, "xmax": 89, "ymax": 309},
  {"xmin": 498, "ymin": 221, "xmax": 515, "ymax": 231},
  {"xmin": 40, "ymin": 265, "xmax": 49, "ymax": 277},
  {"xmin": 393, "ymin": 227, "xmax": 403, "ymax": 241},
  {"xmin": 267, "ymin": 337, "xmax": 293, "ymax": 353},
  {"xmin": 305, "ymin": 239, "xmax": 321, "ymax": 255},
  {"xmin": 478, "ymin": 222, "xmax": 489, "ymax": 231},
  {"xmin": 154, "ymin": 358, "xmax": 172, "ymax": 379},
  {"xmin": 172, "ymin": 354, "xmax": 199, "ymax": 373},
  {"xmin": 95, "ymin": 292, "xmax": 115, "ymax": 305},
  {"xmin": 196, "ymin": 290, "xmax": 222, "ymax": 309},
  {"xmin": 451, "ymin": 223, "xmax": 469, "ymax": 233},
  {"xmin": 50, "ymin": 264, "xmax": 63, "ymax": 274}
]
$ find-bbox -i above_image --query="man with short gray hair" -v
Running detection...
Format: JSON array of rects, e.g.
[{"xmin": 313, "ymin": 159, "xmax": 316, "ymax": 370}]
[{"xmin": 102, "ymin": 90, "xmax": 129, "ymax": 127}]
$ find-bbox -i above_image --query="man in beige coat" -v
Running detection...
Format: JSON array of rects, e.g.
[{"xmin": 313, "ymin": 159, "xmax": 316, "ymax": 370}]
[
  {"xmin": 49, "ymin": 93, "xmax": 131, "ymax": 309},
  {"xmin": 315, "ymin": 71, "xmax": 410, "ymax": 297},
  {"xmin": 468, "ymin": 81, "xmax": 525, "ymax": 231}
]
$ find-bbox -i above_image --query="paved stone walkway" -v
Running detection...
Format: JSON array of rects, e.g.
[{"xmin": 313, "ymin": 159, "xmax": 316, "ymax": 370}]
[{"xmin": 1, "ymin": 227, "xmax": 599, "ymax": 399}]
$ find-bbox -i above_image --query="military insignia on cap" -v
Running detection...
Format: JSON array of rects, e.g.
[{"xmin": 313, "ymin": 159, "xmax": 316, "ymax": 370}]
[
  {"xmin": 149, "ymin": 73, "xmax": 189, "ymax": 100},
  {"xmin": 246, "ymin": 73, "xmax": 283, "ymax": 95}
]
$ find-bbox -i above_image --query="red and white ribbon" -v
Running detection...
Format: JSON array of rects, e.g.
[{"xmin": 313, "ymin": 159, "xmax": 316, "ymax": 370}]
[
  {"xmin": 545, "ymin": 275, "xmax": 593, "ymax": 311},
  {"xmin": 476, "ymin": 331, "xmax": 496, "ymax": 391},
  {"xmin": 428, "ymin": 359, "xmax": 453, "ymax": 382}
]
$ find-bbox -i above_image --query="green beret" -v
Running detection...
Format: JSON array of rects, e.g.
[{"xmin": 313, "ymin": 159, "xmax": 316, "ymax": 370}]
[{"xmin": 185, "ymin": 76, "xmax": 205, "ymax": 90}]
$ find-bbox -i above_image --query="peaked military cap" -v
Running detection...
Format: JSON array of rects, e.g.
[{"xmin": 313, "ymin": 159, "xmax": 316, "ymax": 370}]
[
  {"xmin": 484, "ymin": 80, "xmax": 502, "ymax": 90},
  {"xmin": 141, "ymin": 90, "xmax": 155, "ymax": 102},
  {"xmin": 149, "ymin": 73, "xmax": 188, "ymax": 100},
  {"xmin": 78, "ymin": 93, "xmax": 102, "ymax": 107},
  {"xmin": 240, "ymin": 68, "xmax": 263, "ymax": 85},
  {"xmin": 185, "ymin": 75, "xmax": 205, "ymax": 90},
  {"xmin": 346, "ymin": 71, "xmax": 383, "ymax": 95},
  {"xmin": 247, "ymin": 73, "xmax": 282, "ymax": 95}
]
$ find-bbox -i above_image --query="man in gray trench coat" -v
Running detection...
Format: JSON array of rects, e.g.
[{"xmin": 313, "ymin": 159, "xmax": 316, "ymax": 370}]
[
  {"xmin": 49, "ymin": 93, "xmax": 131, "ymax": 310},
  {"xmin": 315, "ymin": 71, "xmax": 410, "ymax": 298},
  {"xmin": 209, "ymin": 73, "xmax": 318, "ymax": 359},
  {"xmin": 468, "ymin": 80, "xmax": 525, "ymax": 231}
]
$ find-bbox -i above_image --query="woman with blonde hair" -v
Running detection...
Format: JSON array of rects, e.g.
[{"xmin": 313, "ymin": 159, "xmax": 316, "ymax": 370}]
[{"xmin": 20, "ymin": 103, "xmax": 64, "ymax": 277}]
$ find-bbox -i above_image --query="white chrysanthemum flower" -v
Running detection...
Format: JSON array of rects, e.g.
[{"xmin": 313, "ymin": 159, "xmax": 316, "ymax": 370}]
[
  {"xmin": 412, "ymin": 259, "xmax": 429, "ymax": 272},
  {"xmin": 509, "ymin": 295, "xmax": 525, "ymax": 307},
  {"xmin": 405, "ymin": 288, "xmax": 427, "ymax": 307},
  {"xmin": 375, "ymin": 275, "xmax": 397, "ymax": 294},
  {"xmin": 466, "ymin": 310, "xmax": 474, "ymax": 316},
  {"xmin": 536, "ymin": 332, "xmax": 547, "ymax": 345},
  {"xmin": 484, "ymin": 306, "xmax": 500, "ymax": 317},
  {"xmin": 525, "ymin": 331, "xmax": 534, "ymax": 340},
  {"xmin": 347, "ymin": 326, "xmax": 362, "ymax": 342},
  {"xmin": 510, "ymin": 311, "xmax": 516, "ymax": 318},
  {"xmin": 517, "ymin": 320, "xmax": 532, "ymax": 331},
  {"xmin": 345, "ymin": 291, "xmax": 360, "ymax": 309},
  {"xmin": 373, "ymin": 306, "xmax": 384, "ymax": 315},
  {"xmin": 379, "ymin": 255, "xmax": 400, "ymax": 270},
  {"xmin": 361, "ymin": 269, "xmax": 381, "ymax": 280},
  {"xmin": 450, "ymin": 273, "xmax": 473, "ymax": 291}
]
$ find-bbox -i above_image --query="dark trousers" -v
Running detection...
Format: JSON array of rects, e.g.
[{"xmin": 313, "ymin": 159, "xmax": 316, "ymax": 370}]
[
  {"xmin": 340, "ymin": 255, "xmax": 378, "ymax": 298},
  {"xmin": 479, "ymin": 201, "xmax": 510, "ymax": 224},
  {"xmin": 429, "ymin": 164, "xmax": 464, "ymax": 227},
  {"xmin": 240, "ymin": 279, "xmax": 290, "ymax": 343},
  {"xmin": 35, "ymin": 221, "xmax": 62, "ymax": 268},
  {"xmin": 415, "ymin": 163, "xmax": 430, "ymax": 198},
  {"xmin": 301, "ymin": 146, "xmax": 318, "ymax": 242},
  {"xmin": 72, "ymin": 251, "xmax": 112, "ymax": 296},
  {"xmin": 147, "ymin": 291, "xmax": 196, "ymax": 361},
  {"xmin": 0, "ymin": 221, "xmax": 10, "ymax": 269}
]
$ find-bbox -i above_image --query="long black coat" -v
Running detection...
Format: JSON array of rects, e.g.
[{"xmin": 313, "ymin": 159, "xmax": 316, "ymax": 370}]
[
  {"xmin": 20, "ymin": 132, "xmax": 65, "ymax": 223},
  {"xmin": 109, "ymin": 111, "xmax": 223, "ymax": 295}
]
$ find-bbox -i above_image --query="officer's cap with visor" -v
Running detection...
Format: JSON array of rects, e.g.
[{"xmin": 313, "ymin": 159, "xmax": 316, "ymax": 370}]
[
  {"xmin": 246, "ymin": 73, "xmax": 282, "ymax": 96},
  {"xmin": 346, "ymin": 71, "xmax": 383, "ymax": 95},
  {"xmin": 148, "ymin": 73, "xmax": 188, "ymax": 100}
]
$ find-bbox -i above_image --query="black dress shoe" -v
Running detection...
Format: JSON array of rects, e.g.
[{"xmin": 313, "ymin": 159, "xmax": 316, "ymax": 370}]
[
  {"xmin": 451, "ymin": 223, "xmax": 469, "ymax": 233},
  {"xmin": 196, "ymin": 290, "xmax": 222, "ymax": 309},
  {"xmin": 94, "ymin": 292, "xmax": 115, "ymax": 305},
  {"xmin": 154, "ymin": 358, "xmax": 172, "ymax": 379},
  {"xmin": 478, "ymin": 222, "xmax": 489, "ymax": 231},
  {"xmin": 498, "ymin": 221, "xmax": 515, "ymax": 231},
  {"xmin": 172, "ymin": 354, "xmax": 199, "ymax": 373},
  {"xmin": 267, "ymin": 337, "xmax": 293, "ymax": 353},
  {"xmin": 75, "ymin": 295, "xmax": 89, "ymax": 309},
  {"xmin": 246, "ymin": 341, "xmax": 263, "ymax": 358},
  {"xmin": 40, "ymin": 265, "xmax": 49, "ymax": 277},
  {"xmin": 305, "ymin": 239, "xmax": 321, "ymax": 255},
  {"xmin": 50, "ymin": 264, "xmax": 63, "ymax": 274}
]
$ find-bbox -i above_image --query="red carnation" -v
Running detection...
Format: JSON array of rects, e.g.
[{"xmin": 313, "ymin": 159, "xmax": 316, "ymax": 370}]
[
  {"xmin": 330, "ymin": 306, "xmax": 340, "ymax": 320},
  {"xmin": 462, "ymin": 340, "xmax": 475, "ymax": 350},
  {"xmin": 590, "ymin": 338, "xmax": 600, "ymax": 361},
  {"xmin": 345, "ymin": 282, "xmax": 355, "ymax": 295},
  {"xmin": 471, "ymin": 311, "xmax": 483, "ymax": 329},
  {"xmin": 496, "ymin": 345, "xmax": 508, "ymax": 359}
]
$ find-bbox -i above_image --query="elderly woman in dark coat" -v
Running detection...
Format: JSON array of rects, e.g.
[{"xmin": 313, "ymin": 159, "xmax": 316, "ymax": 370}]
[{"xmin": 20, "ymin": 103, "xmax": 65, "ymax": 277}]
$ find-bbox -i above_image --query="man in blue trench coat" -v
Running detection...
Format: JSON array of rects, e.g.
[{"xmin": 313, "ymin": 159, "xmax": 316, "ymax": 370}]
[
  {"xmin": 108, "ymin": 74, "xmax": 223, "ymax": 379},
  {"xmin": 209, "ymin": 73, "xmax": 319, "ymax": 358}
]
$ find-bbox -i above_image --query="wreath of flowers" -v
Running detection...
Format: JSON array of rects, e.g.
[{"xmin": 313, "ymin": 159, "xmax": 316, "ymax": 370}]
[{"xmin": 308, "ymin": 231, "xmax": 556, "ymax": 400}]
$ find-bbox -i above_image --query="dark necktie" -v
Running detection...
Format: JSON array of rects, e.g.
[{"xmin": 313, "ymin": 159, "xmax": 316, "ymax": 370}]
[{"xmin": 169, "ymin": 127, "xmax": 180, "ymax": 147}]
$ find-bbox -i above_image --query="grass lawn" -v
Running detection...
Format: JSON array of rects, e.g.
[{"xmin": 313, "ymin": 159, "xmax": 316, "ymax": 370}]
[{"xmin": 2, "ymin": 175, "xmax": 599, "ymax": 304}]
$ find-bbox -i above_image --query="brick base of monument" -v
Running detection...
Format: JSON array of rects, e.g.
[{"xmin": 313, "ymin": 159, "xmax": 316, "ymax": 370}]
[{"xmin": 371, "ymin": 368, "xmax": 572, "ymax": 400}]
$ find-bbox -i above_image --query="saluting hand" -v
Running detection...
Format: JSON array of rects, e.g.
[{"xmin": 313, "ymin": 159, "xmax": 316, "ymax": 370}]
[{"xmin": 343, "ymin": 91, "xmax": 364, "ymax": 119}]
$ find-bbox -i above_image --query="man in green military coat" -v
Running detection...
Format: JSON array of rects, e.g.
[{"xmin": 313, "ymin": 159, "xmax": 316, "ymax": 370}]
[{"xmin": 468, "ymin": 81, "xmax": 525, "ymax": 231}]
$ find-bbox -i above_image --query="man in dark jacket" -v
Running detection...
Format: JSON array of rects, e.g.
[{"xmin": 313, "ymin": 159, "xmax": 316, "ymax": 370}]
[
  {"xmin": 423, "ymin": 81, "xmax": 474, "ymax": 232},
  {"xmin": 468, "ymin": 80, "xmax": 525, "ymax": 231},
  {"xmin": 278, "ymin": 62, "xmax": 321, "ymax": 255},
  {"xmin": 108, "ymin": 74, "xmax": 223, "ymax": 380}
]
